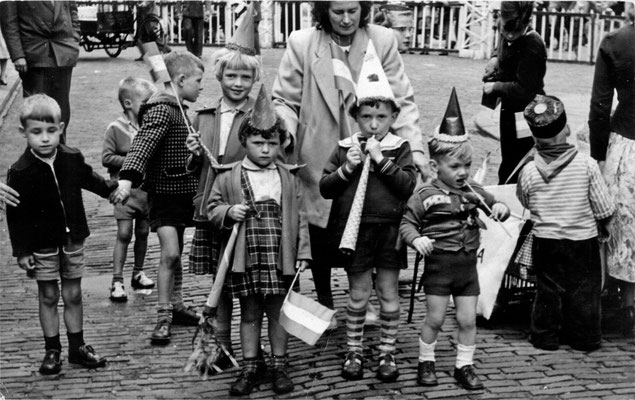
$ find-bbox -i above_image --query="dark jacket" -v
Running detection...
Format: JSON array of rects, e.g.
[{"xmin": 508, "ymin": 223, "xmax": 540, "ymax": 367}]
[
  {"xmin": 320, "ymin": 132, "xmax": 417, "ymax": 229},
  {"xmin": 186, "ymin": 96, "xmax": 255, "ymax": 221},
  {"xmin": 589, "ymin": 23, "xmax": 635, "ymax": 161},
  {"xmin": 6, "ymin": 145, "xmax": 117, "ymax": 257},
  {"xmin": 0, "ymin": 1, "xmax": 80, "ymax": 68},
  {"xmin": 119, "ymin": 92, "xmax": 199, "ymax": 194}
]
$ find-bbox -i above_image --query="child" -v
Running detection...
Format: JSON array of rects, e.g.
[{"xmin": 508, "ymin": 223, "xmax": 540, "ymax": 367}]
[
  {"xmin": 518, "ymin": 94, "xmax": 614, "ymax": 351},
  {"xmin": 207, "ymin": 85, "xmax": 310, "ymax": 396},
  {"xmin": 320, "ymin": 45, "xmax": 417, "ymax": 383},
  {"xmin": 6, "ymin": 94, "xmax": 115, "ymax": 375},
  {"xmin": 102, "ymin": 77, "xmax": 157, "ymax": 302},
  {"xmin": 400, "ymin": 89, "xmax": 510, "ymax": 390},
  {"xmin": 184, "ymin": 15, "xmax": 260, "ymax": 372},
  {"xmin": 112, "ymin": 51, "xmax": 204, "ymax": 344}
]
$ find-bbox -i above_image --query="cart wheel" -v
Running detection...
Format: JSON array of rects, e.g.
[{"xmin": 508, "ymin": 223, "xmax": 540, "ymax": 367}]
[{"xmin": 105, "ymin": 45, "xmax": 123, "ymax": 58}]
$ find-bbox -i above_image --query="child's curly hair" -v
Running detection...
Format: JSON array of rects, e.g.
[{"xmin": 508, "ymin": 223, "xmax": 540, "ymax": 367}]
[
  {"xmin": 238, "ymin": 115, "xmax": 287, "ymax": 146},
  {"xmin": 428, "ymin": 136, "xmax": 473, "ymax": 163}
]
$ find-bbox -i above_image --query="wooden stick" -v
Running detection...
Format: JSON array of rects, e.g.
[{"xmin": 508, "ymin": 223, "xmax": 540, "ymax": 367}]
[{"xmin": 465, "ymin": 181, "xmax": 513, "ymax": 238}]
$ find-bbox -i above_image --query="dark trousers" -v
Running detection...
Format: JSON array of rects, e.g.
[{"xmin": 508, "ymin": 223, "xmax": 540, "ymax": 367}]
[
  {"xmin": 531, "ymin": 237, "xmax": 602, "ymax": 348},
  {"xmin": 309, "ymin": 224, "xmax": 334, "ymax": 309},
  {"xmin": 498, "ymin": 108, "xmax": 535, "ymax": 184},
  {"xmin": 20, "ymin": 67, "xmax": 73, "ymax": 144},
  {"xmin": 183, "ymin": 17, "xmax": 204, "ymax": 58}
]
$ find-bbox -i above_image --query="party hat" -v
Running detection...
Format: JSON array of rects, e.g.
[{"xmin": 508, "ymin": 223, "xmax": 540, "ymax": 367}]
[
  {"xmin": 355, "ymin": 40, "xmax": 395, "ymax": 104},
  {"xmin": 226, "ymin": 3, "xmax": 257, "ymax": 56},
  {"xmin": 432, "ymin": 87, "xmax": 468, "ymax": 143},
  {"xmin": 250, "ymin": 84, "xmax": 276, "ymax": 131}
]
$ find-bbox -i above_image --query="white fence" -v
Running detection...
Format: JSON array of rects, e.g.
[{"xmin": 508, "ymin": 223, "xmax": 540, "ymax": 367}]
[{"xmin": 76, "ymin": 1, "xmax": 629, "ymax": 64}]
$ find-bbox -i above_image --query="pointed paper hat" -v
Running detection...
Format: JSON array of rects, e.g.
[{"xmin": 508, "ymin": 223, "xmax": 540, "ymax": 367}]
[
  {"xmin": 432, "ymin": 87, "xmax": 468, "ymax": 143},
  {"xmin": 250, "ymin": 84, "xmax": 277, "ymax": 131},
  {"xmin": 356, "ymin": 40, "xmax": 395, "ymax": 104},
  {"xmin": 226, "ymin": 3, "xmax": 257, "ymax": 56}
]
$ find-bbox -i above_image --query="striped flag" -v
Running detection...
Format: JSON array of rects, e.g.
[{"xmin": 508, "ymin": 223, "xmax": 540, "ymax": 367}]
[
  {"xmin": 330, "ymin": 42, "xmax": 356, "ymax": 110},
  {"xmin": 141, "ymin": 42, "xmax": 171, "ymax": 84},
  {"xmin": 280, "ymin": 290, "xmax": 336, "ymax": 346}
]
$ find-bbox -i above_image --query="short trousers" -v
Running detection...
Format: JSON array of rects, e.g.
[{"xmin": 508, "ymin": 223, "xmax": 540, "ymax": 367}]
[
  {"xmin": 31, "ymin": 240, "xmax": 85, "ymax": 281},
  {"xmin": 422, "ymin": 249, "xmax": 480, "ymax": 297},
  {"xmin": 148, "ymin": 192, "xmax": 195, "ymax": 231},
  {"xmin": 345, "ymin": 223, "xmax": 406, "ymax": 273},
  {"xmin": 114, "ymin": 188, "xmax": 149, "ymax": 220}
]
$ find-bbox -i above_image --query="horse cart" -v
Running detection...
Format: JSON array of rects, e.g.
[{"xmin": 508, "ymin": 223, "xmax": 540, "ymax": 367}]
[{"xmin": 78, "ymin": 4, "xmax": 135, "ymax": 58}]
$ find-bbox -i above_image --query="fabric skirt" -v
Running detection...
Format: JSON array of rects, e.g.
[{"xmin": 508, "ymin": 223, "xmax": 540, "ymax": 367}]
[
  {"xmin": 226, "ymin": 199, "xmax": 295, "ymax": 298},
  {"xmin": 603, "ymin": 132, "xmax": 635, "ymax": 283},
  {"xmin": 189, "ymin": 221, "xmax": 222, "ymax": 276}
]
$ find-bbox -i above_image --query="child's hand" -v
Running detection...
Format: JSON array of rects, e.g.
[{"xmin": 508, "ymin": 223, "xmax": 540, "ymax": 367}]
[
  {"xmin": 366, "ymin": 137, "xmax": 384, "ymax": 164},
  {"xmin": 111, "ymin": 180, "xmax": 132, "ymax": 204},
  {"xmin": 228, "ymin": 204, "xmax": 250, "ymax": 221},
  {"xmin": 295, "ymin": 260, "xmax": 308, "ymax": 272},
  {"xmin": 412, "ymin": 236, "xmax": 435, "ymax": 256},
  {"xmin": 483, "ymin": 82, "xmax": 495, "ymax": 95},
  {"xmin": 491, "ymin": 202, "xmax": 510, "ymax": 221},
  {"xmin": 17, "ymin": 254, "xmax": 35, "ymax": 276},
  {"xmin": 186, "ymin": 131, "xmax": 202, "ymax": 156},
  {"xmin": 345, "ymin": 145, "xmax": 363, "ymax": 172}
]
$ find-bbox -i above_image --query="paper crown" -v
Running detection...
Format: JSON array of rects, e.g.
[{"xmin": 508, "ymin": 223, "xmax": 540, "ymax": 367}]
[
  {"xmin": 356, "ymin": 40, "xmax": 395, "ymax": 104},
  {"xmin": 226, "ymin": 3, "xmax": 257, "ymax": 56},
  {"xmin": 432, "ymin": 87, "xmax": 468, "ymax": 143},
  {"xmin": 250, "ymin": 84, "xmax": 277, "ymax": 131},
  {"xmin": 523, "ymin": 94, "xmax": 567, "ymax": 138}
]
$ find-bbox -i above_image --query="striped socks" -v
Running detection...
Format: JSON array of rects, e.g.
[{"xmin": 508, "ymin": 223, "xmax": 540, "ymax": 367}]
[
  {"xmin": 378, "ymin": 310, "xmax": 400, "ymax": 356},
  {"xmin": 346, "ymin": 305, "xmax": 366, "ymax": 354}
]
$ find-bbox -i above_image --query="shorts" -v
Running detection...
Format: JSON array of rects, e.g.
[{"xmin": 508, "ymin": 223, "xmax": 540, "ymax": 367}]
[
  {"xmin": 422, "ymin": 249, "xmax": 480, "ymax": 297},
  {"xmin": 114, "ymin": 188, "xmax": 149, "ymax": 220},
  {"xmin": 31, "ymin": 240, "xmax": 85, "ymax": 281},
  {"xmin": 346, "ymin": 223, "xmax": 406, "ymax": 273},
  {"xmin": 148, "ymin": 193, "xmax": 195, "ymax": 231}
]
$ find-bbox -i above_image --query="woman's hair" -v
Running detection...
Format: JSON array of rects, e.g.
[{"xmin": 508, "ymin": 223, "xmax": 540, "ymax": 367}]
[
  {"xmin": 19, "ymin": 94, "xmax": 62, "ymax": 127},
  {"xmin": 238, "ymin": 116, "xmax": 287, "ymax": 145},
  {"xmin": 428, "ymin": 137, "xmax": 473, "ymax": 163},
  {"xmin": 213, "ymin": 49, "xmax": 262, "ymax": 82},
  {"xmin": 312, "ymin": 1, "xmax": 372, "ymax": 32},
  {"xmin": 500, "ymin": 1, "xmax": 533, "ymax": 33},
  {"xmin": 348, "ymin": 97, "xmax": 400, "ymax": 118}
]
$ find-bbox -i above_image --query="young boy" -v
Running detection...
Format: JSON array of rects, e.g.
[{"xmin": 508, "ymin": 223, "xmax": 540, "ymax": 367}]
[
  {"xmin": 112, "ymin": 51, "xmax": 204, "ymax": 344},
  {"xmin": 184, "ymin": 29, "xmax": 260, "ymax": 372},
  {"xmin": 102, "ymin": 77, "xmax": 157, "ymax": 302},
  {"xmin": 400, "ymin": 89, "xmax": 510, "ymax": 390},
  {"xmin": 207, "ymin": 85, "xmax": 311, "ymax": 396},
  {"xmin": 518, "ymin": 94, "xmax": 614, "ymax": 351},
  {"xmin": 320, "ymin": 44, "xmax": 417, "ymax": 383},
  {"xmin": 6, "ymin": 94, "xmax": 115, "ymax": 375}
]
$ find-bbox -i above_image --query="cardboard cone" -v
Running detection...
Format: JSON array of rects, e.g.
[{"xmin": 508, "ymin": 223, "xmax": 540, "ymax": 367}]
[
  {"xmin": 226, "ymin": 3, "xmax": 257, "ymax": 55},
  {"xmin": 251, "ymin": 85, "xmax": 276, "ymax": 131},
  {"xmin": 433, "ymin": 87, "xmax": 469, "ymax": 143},
  {"xmin": 355, "ymin": 40, "xmax": 395, "ymax": 104}
]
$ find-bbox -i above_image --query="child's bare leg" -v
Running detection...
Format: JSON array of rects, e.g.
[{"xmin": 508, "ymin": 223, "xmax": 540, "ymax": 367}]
[
  {"xmin": 264, "ymin": 294, "xmax": 288, "ymax": 356},
  {"xmin": 454, "ymin": 296, "xmax": 478, "ymax": 346},
  {"xmin": 61, "ymin": 277, "xmax": 83, "ymax": 333},
  {"xmin": 346, "ymin": 269, "xmax": 373, "ymax": 353},
  {"xmin": 156, "ymin": 226, "xmax": 181, "ymax": 319},
  {"xmin": 132, "ymin": 218, "xmax": 150, "ymax": 275},
  {"xmin": 420, "ymin": 295, "xmax": 450, "ymax": 344},
  {"xmin": 239, "ymin": 294, "xmax": 264, "ymax": 358},
  {"xmin": 38, "ymin": 280, "xmax": 61, "ymax": 337},
  {"xmin": 113, "ymin": 220, "xmax": 133, "ymax": 281}
]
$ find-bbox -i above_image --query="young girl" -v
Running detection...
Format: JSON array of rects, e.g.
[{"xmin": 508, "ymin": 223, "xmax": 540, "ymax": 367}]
[{"xmin": 207, "ymin": 86, "xmax": 310, "ymax": 396}]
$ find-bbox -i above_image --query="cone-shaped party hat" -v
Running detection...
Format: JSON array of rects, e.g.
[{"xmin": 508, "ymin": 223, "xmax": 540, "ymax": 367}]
[
  {"xmin": 355, "ymin": 40, "xmax": 395, "ymax": 104},
  {"xmin": 433, "ymin": 87, "xmax": 468, "ymax": 143},
  {"xmin": 250, "ymin": 84, "xmax": 277, "ymax": 131},
  {"xmin": 226, "ymin": 3, "xmax": 257, "ymax": 56}
]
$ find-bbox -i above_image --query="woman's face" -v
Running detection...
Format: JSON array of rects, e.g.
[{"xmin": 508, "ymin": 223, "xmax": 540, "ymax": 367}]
[
  {"xmin": 499, "ymin": 16, "xmax": 528, "ymax": 42},
  {"xmin": 328, "ymin": 1, "xmax": 361, "ymax": 36}
]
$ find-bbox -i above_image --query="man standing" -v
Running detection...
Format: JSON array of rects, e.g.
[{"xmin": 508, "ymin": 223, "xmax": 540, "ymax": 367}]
[
  {"xmin": 0, "ymin": 1, "xmax": 80, "ymax": 144},
  {"xmin": 176, "ymin": 1, "xmax": 211, "ymax": 58}
]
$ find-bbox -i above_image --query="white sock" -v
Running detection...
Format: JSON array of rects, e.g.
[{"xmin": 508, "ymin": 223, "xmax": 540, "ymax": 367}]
[
  {"xmin": 418, "ymin": 338, "xmax": 436, "ymax": 362},
  {"xmin": 456, "ymin": 343, "xmax": 476, "ymax": 369}
]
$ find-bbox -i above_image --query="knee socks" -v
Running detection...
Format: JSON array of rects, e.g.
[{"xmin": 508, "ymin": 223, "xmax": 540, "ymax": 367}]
[
  {"xmin": 378, "ymin": 310, "xmax": 400, "ymax": 356},
  {"xmin": 346, "ymin": 305, "xmax": 366, "ymax": 354},
  {"xmin": 456, "ymin": 343, "xmax": 476, "ymax": 369}
]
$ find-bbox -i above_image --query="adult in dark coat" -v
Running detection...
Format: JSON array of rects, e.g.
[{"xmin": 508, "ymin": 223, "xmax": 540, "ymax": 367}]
[
  {"xmin": 0, "ymin": 1, "xmax": 80, "ymax": 144},
  {"xmin": 176, "ymin": 1, "xmax": 211, "ymax": 58}
]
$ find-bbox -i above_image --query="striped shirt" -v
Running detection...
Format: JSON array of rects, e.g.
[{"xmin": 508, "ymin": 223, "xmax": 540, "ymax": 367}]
[{"xmin": 516, "ymin": 152, "xmax": 614, "ymax": 240}]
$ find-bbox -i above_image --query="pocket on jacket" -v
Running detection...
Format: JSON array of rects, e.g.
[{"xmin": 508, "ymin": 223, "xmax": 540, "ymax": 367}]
[{"xmin": 163, "ymin": 166, "xmax": 189, "ymax": 179}]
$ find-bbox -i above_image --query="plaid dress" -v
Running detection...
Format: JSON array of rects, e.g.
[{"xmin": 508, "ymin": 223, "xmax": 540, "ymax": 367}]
[
  {"xmin": 226, "ymin": 169, "xmax": 296, "ymax": 298},
  {"xmin": 189, "ymin": 221, "xmax": 223, "ymax": 275}
]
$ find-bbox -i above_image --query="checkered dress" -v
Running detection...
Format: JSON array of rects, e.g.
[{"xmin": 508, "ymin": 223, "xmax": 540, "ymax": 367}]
[{"xmin": 226, "ymin": 169, "xmax": 296, "ymax": 298}]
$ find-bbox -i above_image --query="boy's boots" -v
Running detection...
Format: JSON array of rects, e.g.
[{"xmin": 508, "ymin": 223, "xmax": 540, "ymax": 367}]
[
  {"xmin": 271, "ymin": 355, "xmax": 294, "ymax": 394},
  {"xmin": 229, "ymin": 355, "xmax": 267, "ymax": 396}
]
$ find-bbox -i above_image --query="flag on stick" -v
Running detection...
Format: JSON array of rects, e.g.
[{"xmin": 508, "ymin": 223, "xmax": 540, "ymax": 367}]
[
  {"xmin": 141, "ymin": 42, "xmax": 171, "ymax": 84},
  {"xmin": 280, "ymin": 269, "xmax": 336, "ymax": 346}
]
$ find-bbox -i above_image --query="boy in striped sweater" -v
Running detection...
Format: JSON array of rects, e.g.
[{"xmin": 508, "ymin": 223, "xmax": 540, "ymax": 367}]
[{"xmin": 517, "ymin": 95, "xmax": 614, "ymax": 352}]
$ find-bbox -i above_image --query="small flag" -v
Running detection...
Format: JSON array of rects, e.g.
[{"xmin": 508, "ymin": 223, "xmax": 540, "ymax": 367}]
[
  {"xmin": 330, "ymin": 42, "xmax": 356, "ymax": 110},
  {"xmin": 279, "ymin": 271, "xmax": 336, "ymax": 346},
  {"xmin": 141, "ymin": 42, "xmax": 171, "ymax": 84},
  {"xmin": 473, "ymin": 152, "xmax": 490, "ymax": 184}
]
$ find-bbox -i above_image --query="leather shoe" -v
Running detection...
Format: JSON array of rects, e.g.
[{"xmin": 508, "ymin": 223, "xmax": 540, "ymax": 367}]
[
  {"xmin": 39, "ymin": 349, "xmax": 62, "ymax": 375},
  {"xmin": 341, "ymin": 352, "xmax": 363, "ymax": 381},
  {"xmin": 272, "ymin": 365, "xmax": 294, "ymax": 394},
  {"xmin": 229, "ymin": 359, "xmax": 268, "ymax": 396},
  {"xmin": 454, "ymin": 365, "xmax": 484, "ymax": 390},
  {"xmin": 376, "ymin": 353, "xmax": 399, "ymax": 382},
  {"xmin": 150, "ymin": 319, "xmax": 171, "ymax": 344},
  {"xmin": 68, "ymin": 345, "xmax": 107, "ymax": 369},
  {"xmin": 417, "ymin": 361, "xmax": 438, "ymax": 386},
  {"xmin": 172, "ymin": 305, "xmax": 200, "ymax": 326}
]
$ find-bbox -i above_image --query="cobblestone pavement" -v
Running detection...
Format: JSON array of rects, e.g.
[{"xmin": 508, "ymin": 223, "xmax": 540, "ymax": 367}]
[{"xmin": 1, "ymin": 46, "xmax": 634, "ymax": 400}]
